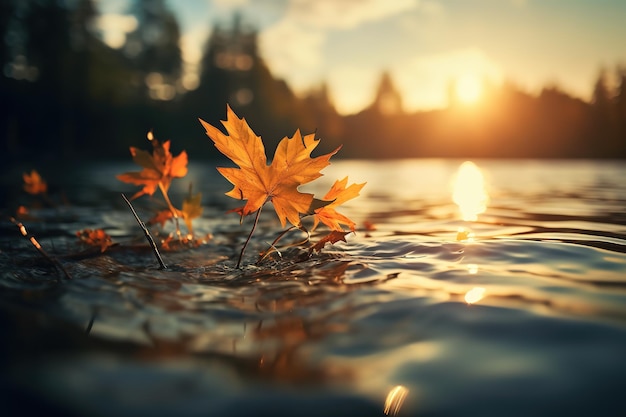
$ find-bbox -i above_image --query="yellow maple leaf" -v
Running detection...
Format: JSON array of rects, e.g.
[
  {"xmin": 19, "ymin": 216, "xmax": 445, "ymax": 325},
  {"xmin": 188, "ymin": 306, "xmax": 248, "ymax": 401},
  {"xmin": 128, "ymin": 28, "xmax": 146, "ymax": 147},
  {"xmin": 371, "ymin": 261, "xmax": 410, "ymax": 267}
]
[
  {"xmin": 116, "ymin": 135, "xmax": 188, "ymax": 200},
  {"xmin": 199, "ymin": 105, "xmax": 339, "ymax": 227},
  {"xmin": 182, "ymin": 190, "xmax": 203, "ymax": 235},
  {"xmin": 313, "ymin": 177, "xmax": 365, "ymax": 231}
]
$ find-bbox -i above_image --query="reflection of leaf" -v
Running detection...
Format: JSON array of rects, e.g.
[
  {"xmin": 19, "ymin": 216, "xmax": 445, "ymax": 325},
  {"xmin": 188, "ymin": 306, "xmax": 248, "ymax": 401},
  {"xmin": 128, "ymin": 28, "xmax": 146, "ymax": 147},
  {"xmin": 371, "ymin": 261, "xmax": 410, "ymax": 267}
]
[
  {"xmin": 76, "ymin": 229, "xmax": 113, "ymax": 252},
  {"xmin": 311, "ymin": 231, "xmax": 352, "ymax": 252},
  {"xmin": 116, "ymin": 138, "xmax": 188, "ymax": 200},
  {"xmin": 313, "ymin": 177, "xmax": 365, "ymax": 231},
  {"xmin": 200, "ymin": 105, "xmax": 339, "ymax": 227},
  {"xmin": 23, "ymin": 170, "xmax": 47, "ymax": 195},
  {"xmin": 182, "ymin": 190, "xmax": 203, "ymax": 235}
]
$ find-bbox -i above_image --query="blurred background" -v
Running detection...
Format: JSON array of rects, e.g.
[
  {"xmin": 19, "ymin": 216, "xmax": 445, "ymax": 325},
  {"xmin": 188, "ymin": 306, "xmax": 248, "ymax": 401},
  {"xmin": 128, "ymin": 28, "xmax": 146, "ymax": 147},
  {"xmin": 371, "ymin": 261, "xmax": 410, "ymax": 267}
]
[{"xmin": 1, "ymin": 0, "xmax": 625, "ymax": 163}]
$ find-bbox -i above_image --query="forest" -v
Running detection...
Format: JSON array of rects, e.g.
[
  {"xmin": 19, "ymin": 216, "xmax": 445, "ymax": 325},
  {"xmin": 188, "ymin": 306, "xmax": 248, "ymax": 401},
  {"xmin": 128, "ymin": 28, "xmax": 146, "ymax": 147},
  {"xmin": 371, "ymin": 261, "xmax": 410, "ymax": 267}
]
[{"xmin": 1, "ymin": 0, "xmax": 625, "ymax": 163}]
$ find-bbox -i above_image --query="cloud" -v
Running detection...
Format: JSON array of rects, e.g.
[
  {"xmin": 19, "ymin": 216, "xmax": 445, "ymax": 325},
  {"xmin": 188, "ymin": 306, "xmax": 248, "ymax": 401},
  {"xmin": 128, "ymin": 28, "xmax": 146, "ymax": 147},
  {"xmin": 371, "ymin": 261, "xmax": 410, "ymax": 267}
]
[
  {"xmin": 93, "ymin": 14, "xmax": 138, "ymax": 49},
  {"xmin": 419, "ymin": 0, "xmax": 445, "ymax": 16},
  {"xmin": 259, "ymin": 20, "xmax": 325, "ymax": 91},
  {"xmin": 259, "ymin": 0, "xmax": 419, "ymax": 92},
  {"xmin": 213, "ymin": 0, "xmax": 250, "ymax": 8},
  {"xmin": 394, "ymin": 48, "xmax": 504, "ymax": 110},
  {"xmin": 510, "ymin": 0, "xmax": 528, "ymax": 8},
  {"xmin": 284, "ymin": 0, "xmax": 418, "ymax": 30},
  {"xmin": 327, "ymin": 66, "xmax": 380, "ymax": 114}
]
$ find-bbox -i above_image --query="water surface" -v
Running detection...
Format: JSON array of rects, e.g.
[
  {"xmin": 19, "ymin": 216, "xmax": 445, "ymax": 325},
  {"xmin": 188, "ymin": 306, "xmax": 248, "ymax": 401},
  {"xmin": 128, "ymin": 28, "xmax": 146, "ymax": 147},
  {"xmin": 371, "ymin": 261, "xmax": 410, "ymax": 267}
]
[{"xmin": 1, "ymin": 159, "xmax": 625, "ymax": 416}]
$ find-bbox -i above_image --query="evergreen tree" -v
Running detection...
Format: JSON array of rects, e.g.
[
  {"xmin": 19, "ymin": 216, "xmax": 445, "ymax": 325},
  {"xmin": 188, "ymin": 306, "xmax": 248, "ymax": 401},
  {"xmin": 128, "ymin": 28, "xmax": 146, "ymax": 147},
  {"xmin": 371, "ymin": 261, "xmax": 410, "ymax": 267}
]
[{"xmin": 125, "ymin": 0, "xmax": 182, "ymax": 101}]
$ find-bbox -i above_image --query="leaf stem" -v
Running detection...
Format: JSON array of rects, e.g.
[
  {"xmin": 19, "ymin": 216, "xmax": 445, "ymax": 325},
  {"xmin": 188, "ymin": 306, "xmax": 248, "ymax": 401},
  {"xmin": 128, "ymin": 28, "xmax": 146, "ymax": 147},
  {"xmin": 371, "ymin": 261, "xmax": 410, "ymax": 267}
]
[
  {"xmin": 158, "ymin": 182, "xmax": 182, "ymax": 239},
  {"xmin": 237, "ymin": 207, "xmax": 262, "ymax": 269}
]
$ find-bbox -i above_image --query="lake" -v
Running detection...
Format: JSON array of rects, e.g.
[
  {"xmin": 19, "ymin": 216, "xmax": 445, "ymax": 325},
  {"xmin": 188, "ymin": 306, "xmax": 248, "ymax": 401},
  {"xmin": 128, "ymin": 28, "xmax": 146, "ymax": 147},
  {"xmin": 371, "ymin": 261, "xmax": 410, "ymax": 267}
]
[{"xmin": 1, "ymin": 158, "xmax": 625, "ymax": 416}]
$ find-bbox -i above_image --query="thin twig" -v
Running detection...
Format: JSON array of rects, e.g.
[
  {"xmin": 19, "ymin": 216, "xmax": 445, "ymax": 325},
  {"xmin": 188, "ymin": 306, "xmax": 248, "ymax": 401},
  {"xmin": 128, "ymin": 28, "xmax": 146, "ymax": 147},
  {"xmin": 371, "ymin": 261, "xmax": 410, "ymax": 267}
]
[
  {"xmin": 85, "ymin": 310, "xmax": 97, "ymax": 335},
  {"xmin": 121, "ymin": 193, "xmax": 167, "ymax": 269},
  {"xmin": 237, "ymin": 207, "xmax": 262, "ymax": 269},
  {"xmin": 9, "ymin": 217, "xmax": 71, "ymax": 280}
]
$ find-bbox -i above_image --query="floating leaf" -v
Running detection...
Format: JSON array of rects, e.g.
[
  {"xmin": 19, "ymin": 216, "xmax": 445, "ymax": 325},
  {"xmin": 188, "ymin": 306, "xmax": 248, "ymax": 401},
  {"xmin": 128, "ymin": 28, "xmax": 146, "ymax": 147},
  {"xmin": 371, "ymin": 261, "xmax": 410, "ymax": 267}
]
[
  {"xmin": 311, "ymin": 231, "xmax": 353, "ymax": 253},
  {"xmin": 76, "ymin": 228, "xmax": 113, "ymax": 252}
]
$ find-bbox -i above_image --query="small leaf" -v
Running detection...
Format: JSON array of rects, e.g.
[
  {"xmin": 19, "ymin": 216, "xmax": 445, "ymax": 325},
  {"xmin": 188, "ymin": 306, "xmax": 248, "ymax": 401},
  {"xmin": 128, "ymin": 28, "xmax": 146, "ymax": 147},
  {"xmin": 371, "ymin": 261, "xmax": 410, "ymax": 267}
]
[
  {"xmin": 76, "ymin": 228, "xmax": 113, "ymax": 252},
  {"xmin": 23, "ymin": 170, "xmax": 47, "ymax": 195},
  {"xmin": 311, "ymin": 231, "xmax": 352, "ymax": 252},
  {"xmin": 182, "ymin": 190, "xmax": 203, "ymax": 235},
  {"xmin": 149, "ymin": 209, "xmax": 175, "ymax": 228},
  {"xmin": 117, "ymin": 136, "xmax": 188, "ymax": 200},
  {"xmin": 313, "ymin": 177, "xmax": 365, "ymax": 231}
]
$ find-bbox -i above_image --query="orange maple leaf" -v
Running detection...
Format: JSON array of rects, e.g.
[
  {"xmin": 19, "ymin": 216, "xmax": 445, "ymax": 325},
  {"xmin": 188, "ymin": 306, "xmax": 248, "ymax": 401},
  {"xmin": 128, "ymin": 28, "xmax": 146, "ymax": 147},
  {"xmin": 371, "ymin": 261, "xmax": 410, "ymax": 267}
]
[
  {"xmin": 116, "ymin": 135, "xmax": 188, "ymax": 200},
  {"xmin": 23, "ymin": 170, "xmax": 47, "ymax": 195},
  {"xmin": 76, "ymin": 228, "xmax": 113, "ymax": 252},
  {"xmin": 199, "ymin": 105, "xmax": 339, "ymax": 227},
  {"xmin": 310, "ymin": 231, "xmax": 353, "ymax": 253},
  {"xmin": 149, "ymin": 209, "xmax": 175, "ymax": 228},
  {"xmin": 313, "ymin": 177, "xmax": 365, "ymax": 231}
]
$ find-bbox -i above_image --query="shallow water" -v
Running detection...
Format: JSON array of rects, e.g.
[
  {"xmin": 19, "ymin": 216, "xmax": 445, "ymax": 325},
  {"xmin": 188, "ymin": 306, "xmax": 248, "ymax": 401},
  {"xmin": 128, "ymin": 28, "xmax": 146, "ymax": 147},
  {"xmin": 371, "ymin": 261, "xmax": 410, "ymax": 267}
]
[{"xmin": 1, "ymin": 159, "xmax": 625, "ymax": 416}]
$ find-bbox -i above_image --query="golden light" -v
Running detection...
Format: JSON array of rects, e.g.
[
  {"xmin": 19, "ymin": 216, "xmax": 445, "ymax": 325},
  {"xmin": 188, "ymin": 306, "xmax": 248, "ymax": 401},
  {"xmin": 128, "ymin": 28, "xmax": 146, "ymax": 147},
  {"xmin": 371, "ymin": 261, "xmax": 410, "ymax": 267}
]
[
  {"xmin": 452, "ymin": 161, "xmax": 489, "ymax": 221},
  {"xmin": 465, "ymin": 287, "xmax": 486, "ymax": 304},
  {"xmin": 456, "ymin": 73, "xmax": 482, "ymax": 104},
  {"xmin": 456, "ymin": 227, "xmax": 476, "ymax": 242},
  {"xmin": 384, "ymin": 385, "xmax": 409, "ymax": 416}
]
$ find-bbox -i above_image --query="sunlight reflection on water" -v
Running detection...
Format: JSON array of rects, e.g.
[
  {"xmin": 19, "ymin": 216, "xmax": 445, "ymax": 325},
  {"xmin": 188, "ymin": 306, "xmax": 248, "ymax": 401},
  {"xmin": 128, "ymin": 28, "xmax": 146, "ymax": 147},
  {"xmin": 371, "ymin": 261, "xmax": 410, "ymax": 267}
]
[{"xmin": 452, "ymin": 161, "xmax": 489, "ymax": 221}]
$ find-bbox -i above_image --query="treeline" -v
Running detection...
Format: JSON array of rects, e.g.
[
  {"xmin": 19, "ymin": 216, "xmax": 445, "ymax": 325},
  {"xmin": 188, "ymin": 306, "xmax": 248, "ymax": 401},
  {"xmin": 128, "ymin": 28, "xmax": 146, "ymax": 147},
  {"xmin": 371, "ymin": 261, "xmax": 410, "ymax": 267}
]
[{"xmin": 1, "ymin": 0, "xmax": 625, "ymax": 163}]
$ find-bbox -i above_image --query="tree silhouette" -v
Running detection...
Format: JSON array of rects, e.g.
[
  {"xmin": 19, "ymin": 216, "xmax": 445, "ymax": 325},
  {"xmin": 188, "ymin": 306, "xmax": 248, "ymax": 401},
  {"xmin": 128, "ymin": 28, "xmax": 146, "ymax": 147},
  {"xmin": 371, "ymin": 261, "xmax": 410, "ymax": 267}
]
[
  {"xmin": 125, "ymin": 0, "xmax": 182, "ymax": 101},
  {"xmin": 614, "ymin": 67, "xmax": 626, "ymax": 154},
  {"xmin": 372, "ymin": 71, "xmax": 404, "ymax": 116},
  {"xmin": 182, "ymin": 14, "xmax": 311, "ymax": 156}
]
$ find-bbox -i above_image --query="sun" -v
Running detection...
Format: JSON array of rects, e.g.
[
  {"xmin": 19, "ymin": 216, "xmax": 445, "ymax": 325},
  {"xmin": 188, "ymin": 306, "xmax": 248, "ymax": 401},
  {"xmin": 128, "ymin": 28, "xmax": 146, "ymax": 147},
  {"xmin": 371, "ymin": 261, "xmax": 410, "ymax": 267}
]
[{"xmin": 456, "ymin": 74, "xmax": 483, "ymax": 104}]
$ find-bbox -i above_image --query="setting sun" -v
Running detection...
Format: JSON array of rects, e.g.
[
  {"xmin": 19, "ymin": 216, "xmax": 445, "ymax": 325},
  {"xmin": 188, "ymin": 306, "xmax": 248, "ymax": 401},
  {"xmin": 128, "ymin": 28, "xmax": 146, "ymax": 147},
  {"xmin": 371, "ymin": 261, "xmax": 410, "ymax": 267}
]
[{"xmin": 456, "ymin": 74, "xmax": 483, "ymax": 104}]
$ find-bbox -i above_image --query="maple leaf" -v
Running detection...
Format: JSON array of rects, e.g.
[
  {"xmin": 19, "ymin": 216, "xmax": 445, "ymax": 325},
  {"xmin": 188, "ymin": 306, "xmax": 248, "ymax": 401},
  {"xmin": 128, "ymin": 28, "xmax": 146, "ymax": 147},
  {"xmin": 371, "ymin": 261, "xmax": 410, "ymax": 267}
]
[
  {"xmin": 310, "ymin": 231, "xmax": 353, "ymax": 253},
  {"xmin": 182, "ymin": 190, "xmax": 203, "ymax": 236},
  {"xmin": 199, "ymin": 105, "xmax": 340, "ymax": 227},
  {"xmin": 116, "ymin": 135, "xmax": 188, "ymax": 200},
  {"xmin": 23, "ymin": 170, "xmax": 47, "ymax": 195},
  {"xmin": 313, "ymin": 177, "xmax": 365, "ymax": 231},
  {"xmin": 76, "ymin": 228, "xmax": 113, "ymax": 252},
  {"xmin": 149, "ymin": 209, "xmax": 174, "ymax": 228}
]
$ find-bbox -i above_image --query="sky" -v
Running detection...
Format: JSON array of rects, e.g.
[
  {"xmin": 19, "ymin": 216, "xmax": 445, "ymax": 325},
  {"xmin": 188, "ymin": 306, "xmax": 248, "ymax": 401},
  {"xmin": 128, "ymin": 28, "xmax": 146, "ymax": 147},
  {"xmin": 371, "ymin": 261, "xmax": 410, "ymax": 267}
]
[{"xmin": 94, "ymin": 0, "xmax": 626, "ymax": 115}]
